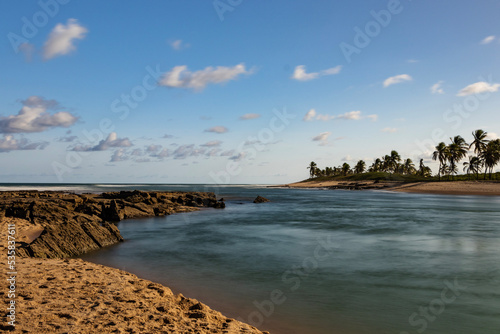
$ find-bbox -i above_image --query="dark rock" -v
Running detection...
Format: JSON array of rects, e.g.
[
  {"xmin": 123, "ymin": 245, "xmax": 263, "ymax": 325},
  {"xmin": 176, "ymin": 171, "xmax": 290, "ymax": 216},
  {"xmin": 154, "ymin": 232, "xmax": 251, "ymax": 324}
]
[
  {"xmin": 253, "ymin": 196, "xmax": 270, "ymax": 203},
  {"xmin": 0, "ymin": 190, "xmax": 225, "ymax": 259}
]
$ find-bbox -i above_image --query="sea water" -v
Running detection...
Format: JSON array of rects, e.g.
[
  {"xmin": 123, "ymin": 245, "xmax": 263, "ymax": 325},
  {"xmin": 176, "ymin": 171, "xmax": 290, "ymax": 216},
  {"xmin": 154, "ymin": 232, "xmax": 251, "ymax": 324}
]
[{"xmin": 4, "ymin": 184, "xmax": 500, "ymax": 334}]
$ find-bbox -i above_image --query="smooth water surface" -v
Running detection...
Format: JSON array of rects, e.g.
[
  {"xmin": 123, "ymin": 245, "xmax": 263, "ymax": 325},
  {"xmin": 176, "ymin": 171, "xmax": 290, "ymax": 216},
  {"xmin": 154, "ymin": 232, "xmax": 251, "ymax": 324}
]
[{"xmin": 5, "ymin": 184, "xmax": 499, "ymax": 334}]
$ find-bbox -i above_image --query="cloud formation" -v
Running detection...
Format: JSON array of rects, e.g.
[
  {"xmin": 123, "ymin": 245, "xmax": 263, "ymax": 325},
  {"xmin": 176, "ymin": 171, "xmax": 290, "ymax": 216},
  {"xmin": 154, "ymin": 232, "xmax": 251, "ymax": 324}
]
[
  {"xmin": 480, "ymin": 35, "xmax": 496, "ymax": 45},
  {"xmin": 0, "ymin": 135, "xmax": 48, "ymax": 152},
  {"xmin": 312, "ymin": 131, "xmax": 331, "ymax": 146},
  {"xmin": 381, "ymin": 127, "xmax": 398, "ymax": 133},
  {"xmin": 170, "ymin": 39, "xmax": 189, "ymax": 50},
  {"xmin": 383, "ymin": 74, "xmax": 412, "ymax": 87},
  {"xmin": 291, "ymin": 65, "xmax": 342, "ymax": 81},
  {"xmin": 43, "ymin": 19, "xmax": 88, "ymax": 60},
  {"xmin": 204, "ymin": 126, "xmax": 228, "ymax": 134},
  {"xmin": 159, "ymin": 63, "xmax": 252, "ymax": 91},
  {"xmin": 457, "ymin": 81, "xmax": 500, "ymax": 96},
  {"xmin": 303, "ymin": 109, "xmax": 377, "ymax": 122},
  {"xmin": 201, "ymin": 140, "xmax": 222, "ymax": 147},
  {"xmin": 239, "ymin": 113, "xmax": 261, "ymax": 120},
  {"xmin": 0, "ymin": 96, "xmax": 78, "ymax": 134},
  {"xmin": 430, "ymin": 81, "xmax": 445, "ymax": 94},
  {"xmin": 73, "ymin": 132, "xmax": 132, "ymax": 151}
]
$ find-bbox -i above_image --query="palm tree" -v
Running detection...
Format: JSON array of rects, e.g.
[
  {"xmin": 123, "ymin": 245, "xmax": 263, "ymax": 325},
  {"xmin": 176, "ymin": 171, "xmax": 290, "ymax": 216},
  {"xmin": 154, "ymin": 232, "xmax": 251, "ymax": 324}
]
[
  {"xmin": 389, "ymin": 150, "xmax": 401, "ymax": 173},
  {"xmin": 480, "ymin": 139, "xmax": 500, "ymax": 179},
  {"xmin": 469, "ymin": 129, "xmax": 489, "ymax": 155},
  {"xmin": 403, "ymin": 158, "xmax": 416, "ymax": 175},
  {"xmin": 342, "ymin": 163, "xmax": 351, "ymax": 176},
  {"xmin": 432, "ymin": 142, "xmax": 448, "ymax": 181},
  {"xmin": 418, "ymin": 159, "xmax": 432, "ymax": 177},
  {"xmin": 447, "ymin": 136, "xmax": 468, "ymax": 179},
  {"xmin": 463, "ymin": 156, "xmax": 482, "ymax": 180},
  {"xmin": 369, "ymin": 158, "xmax": 382, "ymax": 172},
  {"xmin": 354, "ymin": 160, "xmax": 366, "ymax": 174},
  {"xmin": 307, "ymin": 161, "xmax": 317, "ymax": 178}
]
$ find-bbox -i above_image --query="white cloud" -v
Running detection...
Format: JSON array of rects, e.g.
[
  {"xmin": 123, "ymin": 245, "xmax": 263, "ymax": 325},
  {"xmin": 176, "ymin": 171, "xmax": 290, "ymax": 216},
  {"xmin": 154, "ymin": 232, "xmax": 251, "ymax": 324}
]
[
  {"xmin": 381, "ymin": 127, "xmax": 398, "ymax": 133},
  {"xmin": 407, "ymin": 59, "xmax": 419, "ymax": 63},
  {"xmin": 205, "ymin": 126, "xmax": 228, "ymax": 134},
  {"xmin": 383, "ymin": 74, "xmax": 412, "ymax": 87},
  {"xmin": 19, "ymin": 42, "xmax": 35, "ymax": 61},
  {"xmin": 431, "ymin": 81, "xmax": 445, "ymax": 94},
  {"xmin": 303, "ymin": 109, "xmax": 317, "ymax": 121},
  {"xmin": 486, "ymin": 132, "xmax": 499, "ymax": 140},
  {"xmin": 337, "ymin": 110, "xmax": 362, "ymax": 120},
  {"xmin": 0, "ymin": 96, "xmax": 78, "ymax": 133},
  {"xmin": 303, "ymin": 109, "xmax": 377, "ymax": 122},
  {"xmin": 201, "ymin": 140, "xmax": 222, "ymax": 147},
  {"xmin": 73, "ymin": 132, "xmax": 132, "ymax": 151},
  {"xmin": 342, "ymin": 155, "xmax": 352, "ymax": 162},
  {"xmin": 110, "ymin": 149, "xmax": 128, "ymax": 162},
  {"xmin": 457, "ymin": 81, "xmax": 500, "ymax": 96},
  {"xmin": 170, "ymin": 39, "xmax": 189, "ymax": 50},
  {"xmin": 0, "ymin": 135, "xmax": 48, "ymax": 152},
  {"xmin": 159, "ymin": 63, "xmax": 252, "ymax": 91},
  {"xmin": 312, "ymin": 131, "xmax": 331, "ymax": 146},
  {"xmin": 480, "ymin": 35, "xmax": 495, "ymax": 45},
  {"xmin": 43, "ymin": 19, "xmax": 87, "ymax": 60},
  {"xmin": 239, "ymin": 113, "xmax": 261, "ymax": 120},
  {"xmin": 291, "ymin": 65, "xmax": 342, "ymax": 81},
  {"xmin": 162, "ymin": 134, "xmax": 174, "ymax": 139}
]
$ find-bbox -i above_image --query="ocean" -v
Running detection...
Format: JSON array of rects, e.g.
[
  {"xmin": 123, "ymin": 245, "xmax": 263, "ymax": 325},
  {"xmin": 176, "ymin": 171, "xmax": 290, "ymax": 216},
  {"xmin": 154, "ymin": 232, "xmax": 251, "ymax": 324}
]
[{"xmin": 4, "ymin": 184, "xmax": 500, "ymax": 334}]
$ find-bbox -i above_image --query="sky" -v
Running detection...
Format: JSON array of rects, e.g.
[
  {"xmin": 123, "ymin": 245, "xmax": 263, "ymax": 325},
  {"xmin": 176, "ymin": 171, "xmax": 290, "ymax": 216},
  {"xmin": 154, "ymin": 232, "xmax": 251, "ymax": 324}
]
[{"xmin": 1, "ymin": 0, "xmax": 499, "ymax": 184}]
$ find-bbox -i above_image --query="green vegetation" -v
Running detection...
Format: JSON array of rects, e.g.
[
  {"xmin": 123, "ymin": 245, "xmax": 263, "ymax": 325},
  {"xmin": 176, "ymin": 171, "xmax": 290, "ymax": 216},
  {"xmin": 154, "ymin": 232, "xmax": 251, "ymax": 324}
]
[{"xmin": 306, "ymin": 129, "xmax": 500, "ymax": 182}]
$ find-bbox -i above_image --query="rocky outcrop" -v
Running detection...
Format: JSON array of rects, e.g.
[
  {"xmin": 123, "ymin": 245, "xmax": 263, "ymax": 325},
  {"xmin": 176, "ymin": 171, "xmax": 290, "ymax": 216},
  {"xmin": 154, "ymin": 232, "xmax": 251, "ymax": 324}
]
[
  {"xmin": 0, "ymin": 190, "xmax": 224, "ymax": 258},
  {"xmin": 253, "ymin": 195, "xmax": 270, "ymax": 203}
]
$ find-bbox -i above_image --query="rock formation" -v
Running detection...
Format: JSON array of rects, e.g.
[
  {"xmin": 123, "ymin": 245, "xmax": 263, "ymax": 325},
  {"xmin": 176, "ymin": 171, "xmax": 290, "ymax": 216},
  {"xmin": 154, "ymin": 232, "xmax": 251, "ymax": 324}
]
[
  {"xmin": 0, "ymin": 190, "xmax": 224, "ymax": 258},
  {"xmin": 253, "ymin": 195, "xmax": 270, "ymax": 203}
]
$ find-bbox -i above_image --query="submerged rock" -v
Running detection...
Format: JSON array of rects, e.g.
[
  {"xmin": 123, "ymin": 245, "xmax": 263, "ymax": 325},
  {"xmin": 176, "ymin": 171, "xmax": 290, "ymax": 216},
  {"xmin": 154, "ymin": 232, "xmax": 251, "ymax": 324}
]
[{"xmin": 253, "ymin": 195, "xmax": 270, "ymax": 203}]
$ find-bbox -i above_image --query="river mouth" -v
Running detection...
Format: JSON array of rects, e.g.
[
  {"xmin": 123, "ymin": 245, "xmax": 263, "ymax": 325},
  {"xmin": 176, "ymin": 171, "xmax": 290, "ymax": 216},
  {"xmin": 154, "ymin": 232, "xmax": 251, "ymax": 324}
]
[{"xmin": 76, "ymin": 185, "xmax": 500, "ymax": 334}]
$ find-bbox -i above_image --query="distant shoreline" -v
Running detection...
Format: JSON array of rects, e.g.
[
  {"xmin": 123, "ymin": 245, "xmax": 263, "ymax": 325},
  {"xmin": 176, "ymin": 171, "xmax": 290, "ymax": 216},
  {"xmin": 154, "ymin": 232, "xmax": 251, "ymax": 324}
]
[{"xmin": 276, "ymin": 180, "xmax": 500, "ymax": 196}]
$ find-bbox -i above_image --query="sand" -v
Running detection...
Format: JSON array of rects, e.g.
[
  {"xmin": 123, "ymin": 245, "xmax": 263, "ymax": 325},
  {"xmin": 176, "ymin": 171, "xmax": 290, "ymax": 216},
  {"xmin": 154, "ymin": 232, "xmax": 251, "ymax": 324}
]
[
  {"xmin": 0, "ymin": 217, "xmax": 268, "ymax": 333},
  {"xmin": 281, "ymin": 180, "xmax": 500, "ymax": 196}
]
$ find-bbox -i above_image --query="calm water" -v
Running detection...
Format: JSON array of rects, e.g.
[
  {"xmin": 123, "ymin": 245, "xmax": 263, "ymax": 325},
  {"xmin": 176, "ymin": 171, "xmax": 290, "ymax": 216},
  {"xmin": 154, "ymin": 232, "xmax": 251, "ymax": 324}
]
[{"xmin": 4, "ymin": 184, "xmax": 500, "ymax": 333}]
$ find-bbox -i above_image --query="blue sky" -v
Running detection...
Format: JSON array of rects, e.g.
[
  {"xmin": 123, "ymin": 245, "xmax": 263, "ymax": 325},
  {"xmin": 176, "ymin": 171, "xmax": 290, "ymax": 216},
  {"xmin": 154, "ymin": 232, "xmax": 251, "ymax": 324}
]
[{"xmin": 1, "ymin": 0, "xmax": 499, "ymax": 184}]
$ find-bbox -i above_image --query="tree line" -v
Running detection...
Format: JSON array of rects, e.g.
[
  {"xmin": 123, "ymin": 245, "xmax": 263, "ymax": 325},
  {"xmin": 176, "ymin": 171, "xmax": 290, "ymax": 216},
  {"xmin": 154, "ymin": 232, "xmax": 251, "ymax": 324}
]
[{"xmin": 307, "ymin": 129, "xmax": 500, "ymax": 180}]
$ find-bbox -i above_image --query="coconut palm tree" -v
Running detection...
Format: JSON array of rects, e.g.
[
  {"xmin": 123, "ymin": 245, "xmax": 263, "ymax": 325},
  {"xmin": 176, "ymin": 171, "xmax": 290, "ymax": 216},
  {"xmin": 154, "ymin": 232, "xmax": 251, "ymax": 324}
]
[
  {"xmin": 369, "ymin": 158, "xmax": 382, "ymax": 172},
  {"xmin": 354, "ymin": 160, "xmax": 366, "ymax": 174},
  {"xmin": 307, "ymin": 161, "xmax": 317, "ymax": 178},
  {"xmin": 463, "ymin": 156, "xmax": 482, "ymax": 180},
  {"xmin": 389, "ymin": 150, "xmax": 402, "ymax": 173},
  {"xmin": 447, "ymin": 136, "xmax": 468, "ymax": 179},
  {"xmin": 342, "ymin": 162, "xmax": 351, "ymax": 176},
  {"xmin": 432, "ymin": 142, "xmax": 448, "ymax": 181},
  {"xmin": 418, "ymin": 159, "xmax": 432, "ymax": 177},
  {"xmin": 403, "ymin": 158, "xmax": 416, "ymax": 175},
  {"xmin": 480, "ymin": 139, "xmax": 500, "ymax": 179},
  {"xmin": 469, "ymin": 129, "xmax": 489, "ymax": 155}
]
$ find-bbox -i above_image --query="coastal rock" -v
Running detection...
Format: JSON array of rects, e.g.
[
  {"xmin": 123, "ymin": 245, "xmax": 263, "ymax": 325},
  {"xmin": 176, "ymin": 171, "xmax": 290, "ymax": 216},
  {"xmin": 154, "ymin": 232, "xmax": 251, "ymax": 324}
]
[
  {"xmin": 0, "ymin": 190, "xmax": 225, "ymax": 258},
  {"xmin": 253, "ymin": 195, "xmax": 270, "ymax": 203}
]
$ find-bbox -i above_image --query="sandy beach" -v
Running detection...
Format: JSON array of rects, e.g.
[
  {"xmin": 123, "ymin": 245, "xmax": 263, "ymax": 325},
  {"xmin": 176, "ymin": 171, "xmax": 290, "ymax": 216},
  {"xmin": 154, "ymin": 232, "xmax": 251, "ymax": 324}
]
[
  {"xmin": 282, "ymin": 180, "xmax": 500, "ymax": 196},
  {"xmin": 0, "ymin": 191, "xmax": 267, "ymax": 333}
]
